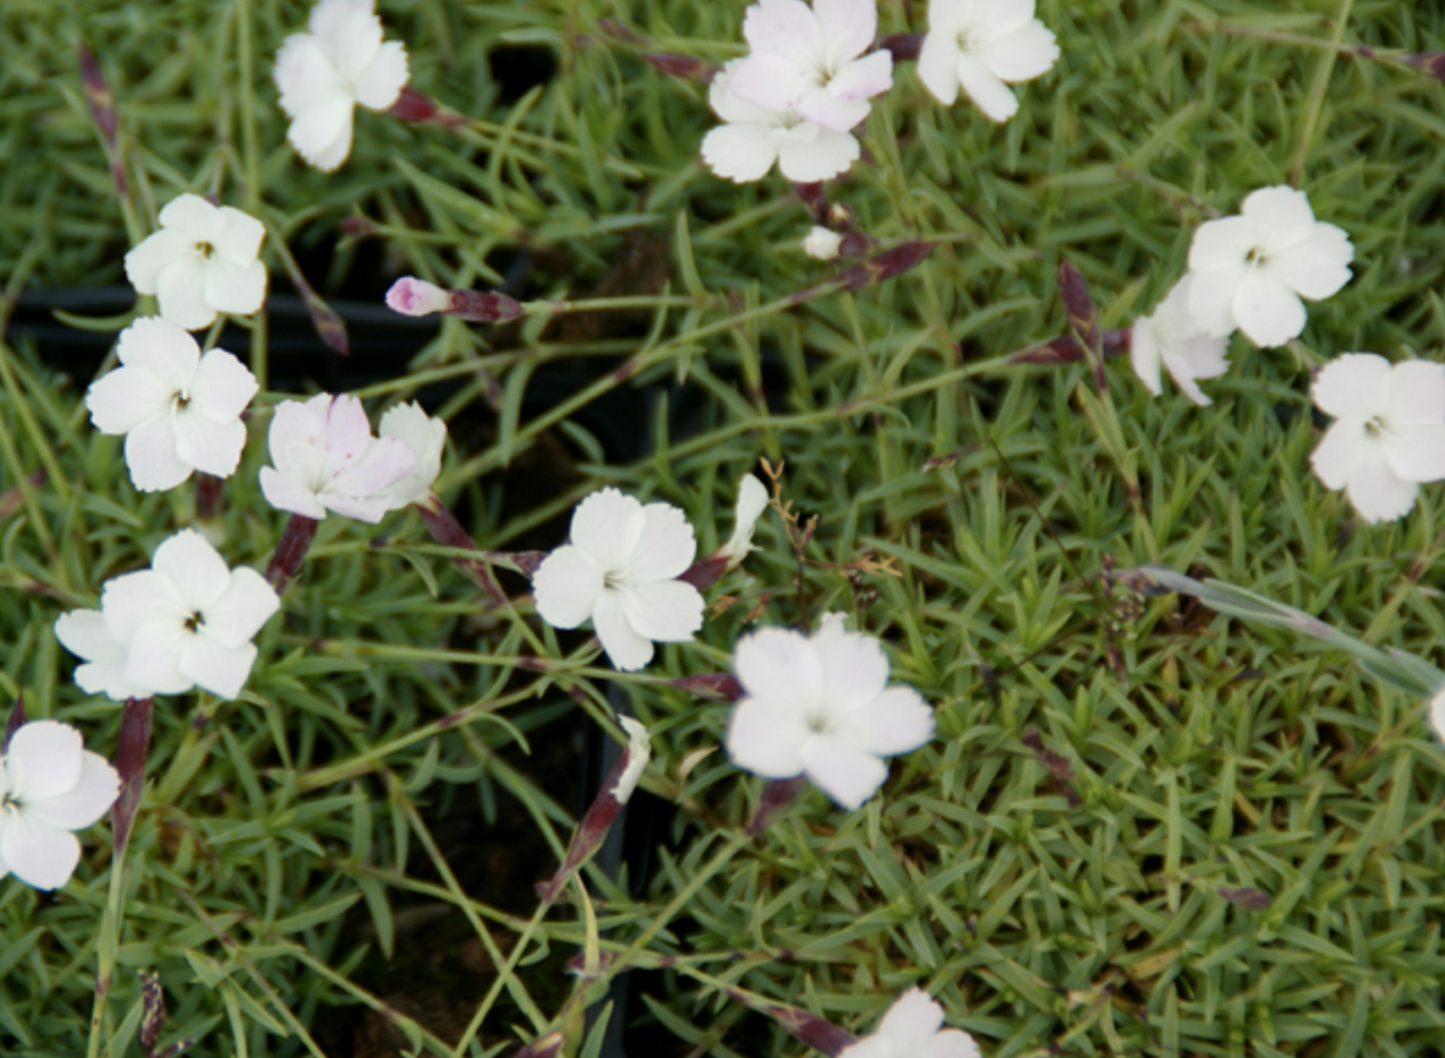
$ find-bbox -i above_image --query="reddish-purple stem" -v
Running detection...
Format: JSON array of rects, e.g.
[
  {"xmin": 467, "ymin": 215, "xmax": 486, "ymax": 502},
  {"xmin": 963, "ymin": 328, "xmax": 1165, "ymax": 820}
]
[
  {"xmin": 266, "ymin": 514, "xmax": 319, "ymax": 592},
  {"xmin": 195, "ymin": 473, "xmax": 224, "ymax": 521},
  {"xmin": 416, "ymin": 499, "xmax": 508, "ymax": 605},
  {"xmin": 746, "ymin": 776, "xmax": 807, "ymax": 837},
  {"xmin": 4, "ymin": 693, "xmax": 26, "ymax": 751},
  {"xmin": 113, "ymin": 696, "xmax": 154, "ymax": 853}
]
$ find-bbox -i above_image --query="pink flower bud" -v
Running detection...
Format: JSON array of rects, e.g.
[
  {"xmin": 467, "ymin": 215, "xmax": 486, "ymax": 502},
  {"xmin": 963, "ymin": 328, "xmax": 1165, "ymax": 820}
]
[{"xmin": 385, "ymin": 276, "xmax": 453, "ymax": 317}]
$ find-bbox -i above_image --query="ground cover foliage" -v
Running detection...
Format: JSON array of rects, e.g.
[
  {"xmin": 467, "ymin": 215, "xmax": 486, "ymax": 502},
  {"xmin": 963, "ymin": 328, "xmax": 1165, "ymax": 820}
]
[{"xmin": 3, "ymin": 0, "xmax": 1445, "ymax": 1056}]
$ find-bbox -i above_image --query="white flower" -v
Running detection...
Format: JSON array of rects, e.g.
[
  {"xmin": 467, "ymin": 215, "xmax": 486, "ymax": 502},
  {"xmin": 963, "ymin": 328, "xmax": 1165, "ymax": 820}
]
[
  {"xmin": 274, "ymin": 0, "xmax": 409, "ymax": 172},
  {"xmin": 838, "ymin": 990, "xmax": 981, "ymax": 1058},
  {"xmin": 0, "ymin": 721, "xmax": 121, "ymax": 891},
  {"xmin": 612, "ymin": 717, "xmax": 652, "ymax": 804},
  {"xmin": 53, "ymin": 609, "xmax": 155, "ymax": 703},
  {"xmin": 1186, "ymin": 186, "xmax": 1354, "ymax": 348},
  {"xmin": 1129, "ymin": 276, "xmax": 1230, "ymax": 406},
  {"xmin": 123, "ymin": 194, "xmax": 268, "ymax": 331},
  {"xmin": 726, "ymin": 616, "xmax": 934, "ymax": 809},
  {"xmin": 917, "ymin": 0, "xmax": 1059, "ymax": 122},
  {"xmin": 726, "ymin": 0, "xmax": 893, "ymax": 132},
  {"xmin": 1308, "ymin": 353, "xmax": 1445, "ymax": 524},
  {"xmin": 1430, "ymin": 687, "xmax": 1445, "ymax": 744},
  {"xmin": 803, "ymin": 226, "xmax": 844, "ymax": 260},
  {"xmin": 702, "ymin": 60, "xmax": 862, "ymax": 184},
  {"xmin": 259, "ymin": 393, "xmax": 418, "ymax": 523},
  {"xmin": 97, "ymin": 530, "xmax": 280, "ymax": 700},
  {"xmin": 718, "ymin": 473, "xmax": 771, "ymax": 567},
  {"xmin": 378, "ymin": 402, "xmax": 447, "ymax": 510},
  {"xmin": 532, "ymin": 488, "xmax": 705, "ymax": 672},
  {"xmin": 85, "ymin": 317, "xmax": 258, "ymax": 493}
]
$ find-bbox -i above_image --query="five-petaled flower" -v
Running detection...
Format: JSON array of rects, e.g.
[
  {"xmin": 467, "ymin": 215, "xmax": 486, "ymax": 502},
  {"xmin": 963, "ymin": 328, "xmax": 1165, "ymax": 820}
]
[
  {"xmin": 1187, "ymin": 186, "xmax": 1354, "ymax": 348},
  {"xmin": 1308, "ymin": 353, "xmax": 1445, "ymax": 524},
  {"xmin": 259, "ymin": 393, "xmax": 418, "ymax": 523},
  {"xmin": 702, "ymin": 60, "xmax": 862, "ymax": 184},
  {"xmin": 0, "ymin": 721, "xmax": 121, "ymax": 891},
  {"xmin": 85, "ymin": 317, "xmax": 258, "ymax": 493},
  {"xmin": 124, "ymin": 194, "xmax": 269, "ymax": 331},
  {"xmin": 532, "ymin": 488, "xmax": 706, "ymax": 671},
  {"xmin": 1129, "ymin": 276, "xmax": 1231, "ymax": 406},
  {"xmin": 918, "ymin": 0, "xmax": 1059, "ymax": 122},
  {"xmin": 837, "ymin": 989, "xmax": 981, "ymax": 1058},
  {"xmin": 274, "ymin": 0, "xmax": 410, "ymax": 172},
  {"xmin": 726, "ymin": 0, "xmax": 893, "ymax": 133},
  {"xmin": 726, "ymin": 615, "xmax": 934, "ymax": 809},
  {"xmin": 83, "ymin": 529, "xmax": 281, "ymax": 700}
]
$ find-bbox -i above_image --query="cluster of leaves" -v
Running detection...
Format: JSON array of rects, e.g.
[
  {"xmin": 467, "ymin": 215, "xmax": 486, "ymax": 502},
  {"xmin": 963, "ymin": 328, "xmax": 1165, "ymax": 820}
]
[{"xmin": 2, "ymin": 0, "xmax": 1445, "ymax": 1057}]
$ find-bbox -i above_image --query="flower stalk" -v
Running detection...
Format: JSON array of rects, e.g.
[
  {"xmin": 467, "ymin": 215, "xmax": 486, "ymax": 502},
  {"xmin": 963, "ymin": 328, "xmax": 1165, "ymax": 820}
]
[{"xmin": 267, "ymin": 513, "xmax": 319, "ymax": 592}]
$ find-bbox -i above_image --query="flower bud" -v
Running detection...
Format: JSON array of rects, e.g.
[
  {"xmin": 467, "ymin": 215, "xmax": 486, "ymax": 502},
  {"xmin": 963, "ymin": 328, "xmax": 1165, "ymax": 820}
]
[{"xmin": 802, "ymin": 226, "xmax": 843, "ymax": 261}]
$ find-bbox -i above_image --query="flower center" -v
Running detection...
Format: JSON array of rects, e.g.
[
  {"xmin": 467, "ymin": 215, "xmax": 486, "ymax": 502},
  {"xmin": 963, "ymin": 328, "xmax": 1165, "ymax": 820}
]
[
  {"xmin": 184, "ymin": 610, "xmax": 205, "ymax": 633},
  {"xmin": 195, "ymin": 241, "xmax": 215, "ymax": 259},
  {"xmin": 1364, "ymin": 416, "xmax": 1387, "ymax": 438},
  {"xmin": 1246, "ymin": 246, "xmax": 1269, "ymax": 266}
]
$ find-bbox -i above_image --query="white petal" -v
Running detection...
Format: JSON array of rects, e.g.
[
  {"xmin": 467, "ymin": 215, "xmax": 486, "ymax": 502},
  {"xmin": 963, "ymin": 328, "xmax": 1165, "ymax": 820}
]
[
  {"xmin": 202, "ymin": 567, "xmax": 281, "ymax": 647},
  {"xmin": 310, "ymin": 0, "xmax": 374, "ymax": 43},
  {"xmin": 191, "ymin": 348, "xmax": 259, "ymax": 421},
  {"xmin": 955, "ymin": 52, "xmax": 1019, "ymax": 122},
  {"xmin": 288, "ymin": 97, "xmax": 356, "ymax": 173},
  {"xmin": 275, "ymin": 34, "xmax": 348, "ymax": 118},
  {"xmin": 116, "ymin": 316, "xmax": 201, "ymax": 389},
  {"xmin": 1383, "ymin": 423, "xmax": 1445, "ymax": 484},
  {"xmin": 1187, "ymin": 215, "xmax": 1255, "ymax": 272},
  {"xmin": 800, "ymin": 734, "xmax": 889, "ymax": 809},
  {"xmin": 125, "ymin": 623, "xmax": 195, "ymax": 695},
  {"xmin": 86, "ymin": 368, "xmax": 175, "ymax": 436},
  {"xmin": 709, "ymin": 62, "xmax": 782, "ymax": 125},
  {"xmin": 877, "ymin": 989, "xmax": 944, "ymax": 1052},
  {"xmin": 1309, "ymin": 420, "xmax": 1366, "ymax": 491},
  {"xmin": 615, "ymin": 579, "xmax": 705, "ymax": 643},
  {"xmin": 173, "ymin": 410, "xmax": 247, "ymax": 478},
  {"xmin": 26, "ymin": 754, "xmax": 120, "ymax": 831},
  {"xmin": 798, "ymin": 91, "xmax": 873, "ymax": 133},
  {"xmin": 259, "ymin": 466, "xmax": 328, "ymax": 519},
  {"xmin": 180, "ymin": 634, "xmax": 259, "ymax": 700},
  {"xmin": 6, "ymin": 721, "xmax": 83, "ymax": 802},
  {"xmin": 625, "ymin": 502, "xmax": 697, "ymax": 581},
  {"xmin": 155, "ymin": 258, "xmax": 215, "ymax": 331},
  {"xmin": 1267, "ymin": 225, "xmax": 1353, "ymax": 301},
  {"xmin": 0, "ymin": 812, "xmax": 82, "ymax": 891},
  {"xmin": 1430, "ymin": 688, "xmax": 1445, "ymax": 743},
  {"xmin": 330, "ymin": 5, "xmax": 386, "ymax": 85},
  {"xmin": 203, "ymin": 257, "xmax": 268, "ymax": 317},
  {"xmin": 1129, "ymin": 318, "xmax": 1163, "ymax": 397},
  {"xmin": 775, "ymin": 127, "xmax": 860, "ymax": 182},
  {"xmin": 353, "ymin": 40, "xmax": 409, "ymax": 111},
  {"xmin": 532, "ymin": 546, "xmax": 606, "ymax": 630},
  {"xmin": 826, "ymin": 50, "xmax": 894, "ymax": 101},
  {"xmin": 734, "ymin": 627, "xmax": 824, "ymax": 711},
  {"xmin": 1162, "ymin": 334, "xmax": 1230, "ymax": 406},
  {"xmin": 213, "ymin": 206, "xmax": 266, "ymax": 262},
  {"xmin": 592, "ymin": 590, "xmax": 655, "ymax": 671},
  {"xmin": 917, "ymin": 30, "xmax": 960, "ymax": 105},
  {"xmin": 1346, "ymin": 444, "xmax": 1419, "ymax": 523},
  {"xmin": 1240, "ymin": 186, "xmax": 1317, "ymax": 251},
  {"xmin": 158, "ymin": 194, "xmax": 224, "ymax": 240},
  {"xmin": 726, "ymin": 696, "xmax": 809, "ymax": 778},
  {"xmin": 570, "ymin": 488, "xmax": 647, "ymax": 570},
  {"xmin": 152, "ymin": 529, "xmax": 233, "ymax": 610},
  {"xmin": 123, "ymin": 414, "xmax": 194, "ymax": 492},
  {"xmin": 702, "ymin": 124, "xmax": 781, "ymax": 184},
  {"xmin": 101, "ymin": 570, "xmax": 185, "ymax": 632},
  {"xmin": 1311, "ymin": 353, "xmax": 1391, "ymax": 419},
  {"xmin": 814, "ymin": 0, "xmax": 877, "ymax": 67},
  {"xmin": 721, "ymin": 473, "xmax": 771, "ymax": 563},
  {"xmin": 123, "ymin": 230, "xmax": 191, "ymax": 295},
  {"xmin": 980, "ymin": 20, "xmax": 1058, "ymax": 83},
  {"xmin": 1184, "ymin": 264, "xmax": 1245, "ymax": 339},
  {"xmin": 742, "ymin": 0, "xmax": 825, "ymax": 67},
  {"xmin": 813, "ymin": 629, "xmax": 891, "ymax": 716},
  {"xmin": 611, "ymin": 718, "xmax": 652, "ymax": 804},
  {"xmin": 54, "ymin": 609, "xmax": 127, "ymax": 663},
  {"xmin": 1384, "ymin": 360, "xmax": 1445, "ymax": 426},
  {"xmin": 836, "ymin": 685, "xmax": 936, "ymax": 755},
  {"xmin": 729, "ymin": 53, "xmax": 822, "ymax": 114},
  {"xmin": 1233, "ymin": 270, "xmax": 1306, "ymax": 348}
]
